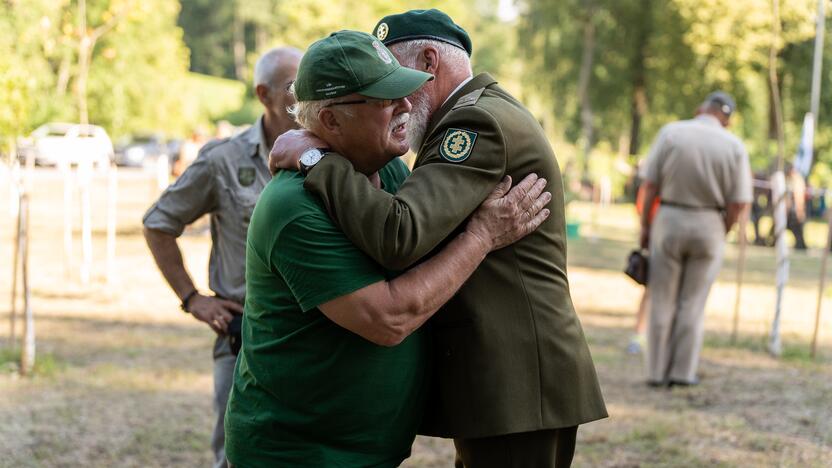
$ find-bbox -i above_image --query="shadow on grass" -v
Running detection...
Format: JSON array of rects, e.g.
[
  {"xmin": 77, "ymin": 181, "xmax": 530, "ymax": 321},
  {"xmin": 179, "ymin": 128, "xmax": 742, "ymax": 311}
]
[
  {"xmin": 8, "ymin": 313, "xmax": 214, "ymax": 374},
  {"xmin": 2, "ymin": 382, "xmax": 213, "ymax": 467},
  {"xmin": 704, "ymin": 330, "xmax": 830, "ymax": 366},
  {"xmin": 0, "ymin": 347, "xmax": 65, "ymax": 377},
  {"xmin": 568, "ymin": 235, "xmax": 827, "ymax": 289},
  {"xmin": 33, "ymin": 313, "xmax": 203, "ymax": 333}
]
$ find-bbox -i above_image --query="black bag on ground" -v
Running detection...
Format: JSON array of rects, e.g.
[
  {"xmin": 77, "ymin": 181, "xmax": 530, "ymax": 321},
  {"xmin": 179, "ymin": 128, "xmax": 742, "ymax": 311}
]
[{"xmin": 624, "ymin": 249, "xmax": 649, "ymax": 285}]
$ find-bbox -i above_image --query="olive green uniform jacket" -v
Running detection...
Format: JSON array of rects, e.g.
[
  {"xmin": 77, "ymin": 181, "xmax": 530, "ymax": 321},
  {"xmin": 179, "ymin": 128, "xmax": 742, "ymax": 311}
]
[{"xmin": 305, "ymin": 73, "xmax": 607, "ymax": 439}]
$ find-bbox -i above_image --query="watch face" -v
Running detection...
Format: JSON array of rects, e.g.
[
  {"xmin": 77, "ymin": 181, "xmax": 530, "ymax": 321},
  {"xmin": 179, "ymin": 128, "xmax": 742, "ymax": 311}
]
[{"xmin": 300, "ymin": 148, "xmax": 324, "ymax": 167}]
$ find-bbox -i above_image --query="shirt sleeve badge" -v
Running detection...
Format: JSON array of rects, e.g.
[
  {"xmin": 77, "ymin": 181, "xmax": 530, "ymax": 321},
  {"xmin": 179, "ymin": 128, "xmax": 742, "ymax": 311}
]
[{"xmin": 439, "ymin": 128, "xmax": 478, "ymax": 163}]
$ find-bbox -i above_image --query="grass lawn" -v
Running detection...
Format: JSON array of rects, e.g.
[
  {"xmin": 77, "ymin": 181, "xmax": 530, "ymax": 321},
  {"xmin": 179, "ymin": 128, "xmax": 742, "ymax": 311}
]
[{"xmin": 0, "ymin": 170, "xmax": 830, "ymax": 467}]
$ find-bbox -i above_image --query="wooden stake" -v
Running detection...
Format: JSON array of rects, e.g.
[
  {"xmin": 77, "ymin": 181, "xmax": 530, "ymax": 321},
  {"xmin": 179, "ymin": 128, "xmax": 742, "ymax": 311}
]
[
  {"xmin": 62, "ymin": 161, "xmax": 74, "ymax": 278},
  {"xmin": 106, "ymin": 163, "xmax": 117, "ymax": 283},
  {"xmin": 811, "ymin": 210, "xmax": 832, "ymax": 358},
  {"xmin": 19, "ymin": 193, "xmax": 34, "ymax": 375},
  {"xmin": 79, "ymin": 158, "xmax": 93, "ymax": 285},
  {"xmin": 156, "ymin": 153, "xmax": 169, "ymax": 192},
  {"xmin": 9, "ymin": 187, "xmax": 22, "ymax": 349},
  {"xmin": 732, "ymin": 208, "xmax": 749, "ymax": 344}
]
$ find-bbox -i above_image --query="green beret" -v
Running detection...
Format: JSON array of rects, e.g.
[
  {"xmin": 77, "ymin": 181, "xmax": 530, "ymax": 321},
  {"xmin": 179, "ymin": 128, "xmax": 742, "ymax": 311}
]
[{"xmin": 372, "ymin": 9, "xmax": 472, "ymax": 56}]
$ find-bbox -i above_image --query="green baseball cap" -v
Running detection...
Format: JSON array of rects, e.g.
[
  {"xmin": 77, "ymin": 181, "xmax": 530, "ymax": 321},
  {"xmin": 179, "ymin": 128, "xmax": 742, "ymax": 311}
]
[
  {"xmin": 294, "ymin": 30, "xmax": 433, "ymax": 102},
  {"xmin": 372, "ymin": 9, "xmax": 473, "ymax": 56}
]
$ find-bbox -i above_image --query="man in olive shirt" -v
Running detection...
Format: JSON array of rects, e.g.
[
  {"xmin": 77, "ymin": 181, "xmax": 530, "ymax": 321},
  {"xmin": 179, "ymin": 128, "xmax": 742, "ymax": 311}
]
[
  {"xmin": 225, "ymin": 31, "xmax": 551, "ymax": 467},
  {"xmin": 640, "ymin": 92, "xmax": 752, "ymax": 386},
  {"xmin": 143, "ymin": 47, "xmax": 301, "ymax": 468},
  {"xmin": 271, "ymin": 10, "xmax": 607, "ymax": 467}
]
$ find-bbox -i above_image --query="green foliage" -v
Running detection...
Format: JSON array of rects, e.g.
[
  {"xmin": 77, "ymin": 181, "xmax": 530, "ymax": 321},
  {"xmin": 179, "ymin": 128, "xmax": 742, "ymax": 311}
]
[
  {"xmin": 181, "ymin": 73, "xmax": 248, "ymax": 124},
  {"xmin": 87, "ymin": 0, "xmax": 192, "ymax": 137},
  {"xmin": 0, "ymin": 348, "xmax": 64, "ymax": 377},
  {"xmin": 178, "ymin": 0, "xmax": 235, "ymax": 78},
  {"xmin": 518, "ymin": 0, "xmax": 830, "ymax": 188},
  {"xmin": 8, "ymin": 0, "xmax": 832, "ymax": 181},
  {"xmin": 2, "ymin": 0, "xmax": 195, "ymax": 141}
]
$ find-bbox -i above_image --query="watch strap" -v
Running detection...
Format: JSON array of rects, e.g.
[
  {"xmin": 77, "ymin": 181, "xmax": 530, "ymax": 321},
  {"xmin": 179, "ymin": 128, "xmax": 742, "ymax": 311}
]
[{"xmin": 180, "ymin": 289, "xmax": 198, "ymax": 313}]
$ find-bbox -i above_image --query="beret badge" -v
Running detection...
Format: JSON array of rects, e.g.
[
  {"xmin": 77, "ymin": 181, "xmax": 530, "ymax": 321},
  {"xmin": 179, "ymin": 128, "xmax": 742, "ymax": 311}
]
[{"xmin": 376, "ymin": 23, "xmax": 389, "ymax": 41}]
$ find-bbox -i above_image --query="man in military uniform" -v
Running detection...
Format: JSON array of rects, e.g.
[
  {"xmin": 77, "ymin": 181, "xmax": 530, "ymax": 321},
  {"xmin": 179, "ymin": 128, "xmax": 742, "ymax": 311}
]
[
  {"xmin": 142, "ymin": 46, "xmax": 302, "ymax": 468},
  {"xmin": 224, "ymin": 31, "xmax": 551, "ymax": 467},
  {"xmin": 271, "ymin": 10, "xmax": 606, "ymax": 467},
  {"xmin": 639, "ymin": 92, "xmax": 752, "ymax": 387}
]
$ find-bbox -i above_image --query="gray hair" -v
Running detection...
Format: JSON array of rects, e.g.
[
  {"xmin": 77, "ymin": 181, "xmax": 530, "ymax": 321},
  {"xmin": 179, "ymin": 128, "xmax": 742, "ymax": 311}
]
[
  {"xmin": 253, "ymin": 47, "xmax": 302, "ymax": 90},
  {"xmin": 287, "ymin": 83, "xmax": 353, "ymax": 130},
  {"xmin": 389, "ymin": 39, "xmax": 472, "ymax": 76}
]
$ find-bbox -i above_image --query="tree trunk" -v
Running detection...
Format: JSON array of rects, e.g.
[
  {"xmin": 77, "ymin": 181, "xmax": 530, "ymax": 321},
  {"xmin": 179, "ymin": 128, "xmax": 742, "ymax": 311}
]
[
  {"xmin": 628, "ymin": 0, "xmax": 651, "ymax": 156},
  {"xmin": 577, "ymin": 2, "xmax": 596, "ymax": 180},
  {"xmin": 77, "ymin": 39, "xmax": 92, "ymax": 126},
  {"xmin": 256, "ymin": 24, "xmax": 268, "ymax": 54},
  {"xmin": 55, "ymin": 51, "xmax": 72, "ymax": 96},
  {"xmin": 77, "ymin": 0, "xmax": 89, "ymax": 126},
  {"xmin": 233, "ymin": 6, "xmax": 247, "ymax": 81}
]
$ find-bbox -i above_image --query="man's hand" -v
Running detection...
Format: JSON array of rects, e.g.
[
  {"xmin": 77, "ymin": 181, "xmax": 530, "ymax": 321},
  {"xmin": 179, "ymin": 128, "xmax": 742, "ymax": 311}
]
[
  {"xmin": 640, "ymin": 227, "xmax": 650, "ymax": 250},
  {"xmin": 466, "ymin": 174, "xmax": 551, "ymax": 252},
  {"xmin": 187, "ymin": 294, "xmax": 243, "ymax": 334},
  {"xmin": 269, "ymin": 129, "xmax": 327, "ymax": 175}
]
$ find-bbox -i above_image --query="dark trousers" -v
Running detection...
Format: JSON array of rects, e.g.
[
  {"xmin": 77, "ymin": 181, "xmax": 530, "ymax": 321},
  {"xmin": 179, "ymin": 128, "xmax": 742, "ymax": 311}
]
[{"xmin": 453, "ymin": 426, "xmax": 578, "ymax": 468}]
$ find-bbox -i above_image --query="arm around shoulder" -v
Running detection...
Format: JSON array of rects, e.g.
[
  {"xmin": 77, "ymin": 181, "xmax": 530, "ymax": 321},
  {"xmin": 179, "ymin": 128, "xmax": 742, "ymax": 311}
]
[{"xmin": 304, "ymin": 106, "xmax": 508, "ymax": 271}]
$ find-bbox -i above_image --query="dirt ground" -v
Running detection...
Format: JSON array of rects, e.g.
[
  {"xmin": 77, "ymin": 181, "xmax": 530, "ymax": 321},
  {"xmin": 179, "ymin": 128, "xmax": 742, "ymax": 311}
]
[{"xmin": 1, "ymin": 168, "xmax": 830, "ymax": 467}]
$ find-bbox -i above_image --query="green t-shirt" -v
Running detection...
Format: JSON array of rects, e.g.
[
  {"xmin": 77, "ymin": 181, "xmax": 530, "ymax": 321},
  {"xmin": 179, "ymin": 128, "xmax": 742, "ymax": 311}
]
[{"xmin": 225, "ymin": 158, "xmax": 427, "ymax": 467}]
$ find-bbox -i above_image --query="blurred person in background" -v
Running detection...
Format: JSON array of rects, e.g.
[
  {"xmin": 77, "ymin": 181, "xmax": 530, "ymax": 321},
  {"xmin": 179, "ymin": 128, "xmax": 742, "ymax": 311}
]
[
  {"xmin": 750, "ymin": 170, "xmax": 771, "ymax": 246},
  {"xmin": 215, "ymin": 120, "xmax": 235, "ymax": 139},
  {"xmin": 141, "ymin": 46, "xmax": 302, "ymax": 468},
  {"xmin": 172, "ymin": 128, "xmax": 207, "ymax": 177},
  {"xmin": 628, "ymin": 169, "xmax": 660, "ymax": 355},
  {"xmin": 640, "ymin": 91, "xmax": 752, "ymax": 387},
  {"xmin": 786, "ymin": 163, "xmax": 807, "ymax": 250}
]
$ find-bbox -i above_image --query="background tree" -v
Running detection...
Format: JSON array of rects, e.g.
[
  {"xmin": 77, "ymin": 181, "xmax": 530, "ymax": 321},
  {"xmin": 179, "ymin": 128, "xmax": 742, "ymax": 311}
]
[{"xmin": 518, "ymin": 0, "xmax": 823, "ymax": 191}]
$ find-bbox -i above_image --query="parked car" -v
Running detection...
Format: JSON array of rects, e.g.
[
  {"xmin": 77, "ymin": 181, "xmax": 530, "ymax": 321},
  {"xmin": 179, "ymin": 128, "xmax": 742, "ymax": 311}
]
[
  {"xmin": 114, "ymin": 134, "xmax": 169, "ymax": 167},
  {"xmin": 17, "ymin": 123, "xmax": 113, "ymax": 167}
]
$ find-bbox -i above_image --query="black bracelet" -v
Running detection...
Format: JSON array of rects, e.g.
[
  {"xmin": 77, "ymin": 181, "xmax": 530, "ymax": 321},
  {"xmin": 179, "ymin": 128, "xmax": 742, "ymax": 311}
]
[{"xmin": 180, "ymin": 289, "xmax": 199, "ymax": 313}]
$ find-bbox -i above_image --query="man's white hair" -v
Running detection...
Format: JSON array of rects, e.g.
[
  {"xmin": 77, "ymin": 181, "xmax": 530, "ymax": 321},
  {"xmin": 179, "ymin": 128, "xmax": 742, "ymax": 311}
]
[
  {"xmin": 287, "ymin": 83, "xmax": 353, "ymax": 130},
  {"xmin": 389, "ymin": 39, "xmax": 472, "ymax": 76},
  {"xmin": 253, "ymin": 47, "xmax": 302, "ymax": 90}
]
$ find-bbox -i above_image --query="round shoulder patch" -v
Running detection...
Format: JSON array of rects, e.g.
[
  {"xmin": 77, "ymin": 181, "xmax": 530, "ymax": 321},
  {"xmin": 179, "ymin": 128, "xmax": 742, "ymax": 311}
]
[
  {"xmin": 440, "ymin": 128, "xmax": 478, "ymax": 163},
  {"xmin": 376, "ymin": 23, "xmax": 389, "ymax": 41}
]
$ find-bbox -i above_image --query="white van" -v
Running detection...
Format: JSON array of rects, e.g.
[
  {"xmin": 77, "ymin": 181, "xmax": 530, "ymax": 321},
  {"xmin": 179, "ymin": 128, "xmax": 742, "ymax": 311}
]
[{"xmin": 22, "ymin": 123, "xmax": 114, "ymax": 167}]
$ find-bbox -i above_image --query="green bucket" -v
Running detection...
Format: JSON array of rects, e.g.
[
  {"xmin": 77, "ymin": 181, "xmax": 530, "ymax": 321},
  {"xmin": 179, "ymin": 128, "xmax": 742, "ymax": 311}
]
[{"xmin": 566, "ymin": 221, "xmax": 580, "ymax": 239}]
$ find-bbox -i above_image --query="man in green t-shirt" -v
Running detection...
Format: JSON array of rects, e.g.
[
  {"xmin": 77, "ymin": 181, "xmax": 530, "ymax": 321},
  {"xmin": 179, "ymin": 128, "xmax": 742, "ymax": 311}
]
[{"xmin": 224, "ymin": 31, "xmax": 552, "ymax": 467}]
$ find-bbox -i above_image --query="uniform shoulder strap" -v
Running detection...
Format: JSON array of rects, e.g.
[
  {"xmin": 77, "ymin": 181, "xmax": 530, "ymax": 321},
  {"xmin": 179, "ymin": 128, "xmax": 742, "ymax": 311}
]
[{"xmin": 451, "ymin": 87, "xmax": 486, "ymax": 110}]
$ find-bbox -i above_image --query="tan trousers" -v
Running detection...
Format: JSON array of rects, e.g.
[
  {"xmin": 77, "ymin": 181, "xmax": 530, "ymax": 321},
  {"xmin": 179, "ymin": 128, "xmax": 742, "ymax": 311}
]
[{"xmin": 647, "ymin": 207, "xmax": 724, "ymax": 383}]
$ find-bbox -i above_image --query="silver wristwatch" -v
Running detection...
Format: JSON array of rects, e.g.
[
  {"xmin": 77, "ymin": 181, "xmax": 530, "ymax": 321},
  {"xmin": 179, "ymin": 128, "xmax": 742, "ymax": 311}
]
[{"xmin": 299, "ymin": 147, "xmax": 330, "ymax": 176}]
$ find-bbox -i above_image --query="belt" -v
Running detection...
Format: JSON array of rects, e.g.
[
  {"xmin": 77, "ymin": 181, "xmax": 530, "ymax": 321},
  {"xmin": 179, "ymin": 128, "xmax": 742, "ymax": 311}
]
[
  {"xmin": 215, "ymin": 294, "xmax": 244, "ymax": 306},
  {"xmin": 660, "ymin": 200, "xmax": 724, "ymax": 211}
]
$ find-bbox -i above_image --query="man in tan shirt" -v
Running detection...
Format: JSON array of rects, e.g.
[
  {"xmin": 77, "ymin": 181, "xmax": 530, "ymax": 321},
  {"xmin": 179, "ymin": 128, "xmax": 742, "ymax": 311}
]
[{"xmin": 640, "ymin": 91, "xmax": 752, "ymax": 386}]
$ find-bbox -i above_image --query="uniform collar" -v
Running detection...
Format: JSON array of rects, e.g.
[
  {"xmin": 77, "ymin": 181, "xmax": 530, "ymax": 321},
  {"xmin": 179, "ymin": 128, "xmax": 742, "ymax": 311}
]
[
  {"xmin": 695, "ymin": 114, "xmax": 723, "ymax": 127},
  {"xmin": 441, "ymin": 76, "xmax": 474, "ymax": 108},
  {"xmin": 243, "ymin": 115, "xmax": 270, "ymax": 162},
  {"xmin": 425, "ymin": 73, "xmax": 498, "ymax": 138}
]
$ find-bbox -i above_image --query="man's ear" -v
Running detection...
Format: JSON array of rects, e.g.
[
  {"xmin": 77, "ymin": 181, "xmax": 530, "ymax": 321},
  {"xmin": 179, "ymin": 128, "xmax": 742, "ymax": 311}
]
[
  {"xmin": 255, "ymin": 84, "xmax": 271, "ymax": 107},
  {"xmin": 318, "ymin": 108, "xmax": 342, "ymax": 134},
  {"xmin": 422, "ymin": 46, "xmax": 440, "ymax": 74}
]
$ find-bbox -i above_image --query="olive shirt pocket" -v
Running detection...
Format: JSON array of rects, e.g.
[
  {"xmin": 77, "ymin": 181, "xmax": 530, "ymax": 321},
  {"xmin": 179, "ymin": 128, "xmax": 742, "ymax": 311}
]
[{"xmin": 228, "ymin": 188, "xmax": 258, "ymax": 226}]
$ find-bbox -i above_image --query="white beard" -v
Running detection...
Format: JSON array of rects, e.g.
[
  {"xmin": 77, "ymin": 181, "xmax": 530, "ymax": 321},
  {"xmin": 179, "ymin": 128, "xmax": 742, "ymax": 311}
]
[{"xmin": 406, "ymin": 89, "xmax": 431, "ymax": 151}]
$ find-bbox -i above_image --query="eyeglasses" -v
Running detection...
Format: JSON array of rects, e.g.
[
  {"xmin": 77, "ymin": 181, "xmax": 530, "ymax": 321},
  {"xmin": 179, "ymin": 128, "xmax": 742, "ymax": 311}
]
[{"xmin": 324, "ymin": 98, "xmax": 397, "ymax": 108}]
